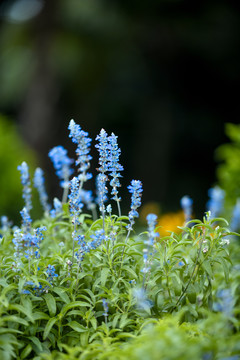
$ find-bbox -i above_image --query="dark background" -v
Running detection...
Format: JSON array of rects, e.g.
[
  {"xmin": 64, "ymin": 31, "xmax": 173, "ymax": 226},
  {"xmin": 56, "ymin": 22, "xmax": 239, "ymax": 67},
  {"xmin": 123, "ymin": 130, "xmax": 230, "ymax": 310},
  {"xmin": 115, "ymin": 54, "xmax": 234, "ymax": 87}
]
[{"xmin": 0, "ymin": 0, "xmax": 240, "ymax": 218}]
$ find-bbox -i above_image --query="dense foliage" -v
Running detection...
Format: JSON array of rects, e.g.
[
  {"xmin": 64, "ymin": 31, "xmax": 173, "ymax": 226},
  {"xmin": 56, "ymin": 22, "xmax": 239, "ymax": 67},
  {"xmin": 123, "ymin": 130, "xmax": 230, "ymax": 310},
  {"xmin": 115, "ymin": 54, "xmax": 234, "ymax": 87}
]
[{"xmin": 0, "ymin": 121, "xmax": 240, "ymax": 359}]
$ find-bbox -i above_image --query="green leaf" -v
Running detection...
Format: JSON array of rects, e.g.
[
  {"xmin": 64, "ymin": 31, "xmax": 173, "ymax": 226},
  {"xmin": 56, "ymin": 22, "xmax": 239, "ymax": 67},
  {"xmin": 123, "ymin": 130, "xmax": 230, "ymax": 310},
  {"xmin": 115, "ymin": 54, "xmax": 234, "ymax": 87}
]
[
  {"xmin": 43, "ymin": 317, "xmax": 58, "ymax": 340},
  {"xmin": 122, "ymin": 266, "xmax": 138, "ymax": 279},
  {"xmin": 60, "ymin": 301, "xmax": 91, "ymax": 316},
  {"xmin": 2, "ymin": 315, "xmax": 28, "ymax": 326},
  {"xmin": 90, "ymin": 317, "xmax": 97, "ymax": 330},
  {"xmin": 53, "ymin": 287, "xmax": 70, "ymax": 304},
  {"xmin": 67, "ymin": 321, "xmax": 88, "ymax": 333},
  {"xmin": 28, "ymin": 336, "xmax": 43, "ymax": 352},
  {"xmin": 218, "ymin": 257, "xmax": 230, "ymax": 282},
  {"xmin": 44, "ymin": 293, "xmax": 56, "ymax": 317},
  {"xmin": 202, "ymin": 260, "xmax": 213, "ymax": 278},
  {"xmin": 32, "ymin": 311, "xmax": 50, "ymax": 321},
  {"xmin": 101, "ymin": 268, "xmax": 110, "ymax": 287},
  {"xmin": 20, "ymin": 344, "xmax": 32, "ymax": 359},
  {"xmin": 8, "ymin": 304, "xmax": 34, "ymax": 322}
]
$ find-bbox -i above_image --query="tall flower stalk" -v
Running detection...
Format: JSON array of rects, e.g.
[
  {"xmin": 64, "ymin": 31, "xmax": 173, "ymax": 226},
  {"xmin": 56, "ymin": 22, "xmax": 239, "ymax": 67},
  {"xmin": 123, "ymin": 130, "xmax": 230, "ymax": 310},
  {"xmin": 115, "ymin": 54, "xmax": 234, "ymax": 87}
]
[
  {"xmin": 95, "ymin": 129, "xmax": 109, "ymax": 230},
  {"xmin": 48, "ymin": 146, "xmax": 73, "ymax": 203},
  {"xmin": 34, "ymin": 167, "xmax": 51, "ymax": 215},
  {"xmin": 108, "ymin": 133, "xmax": 123, "ymax": 217},
  {"xmin": 68, "ymin": 119, "xmax": 92, "ymax": 192},
  {"xmin": 69, "ymin": 177, "xmax": 83, "ymax": 263},
  {"xmin": 121, "ymin": 180, "xmax": 143, "ymax": 264},
  {"xmin": 18, "ymin": 161, "xmax": 32, "ymax": 212},
  {"xmin": 180, "ymin": 195, "xmax": 193, "ymax": 224}
]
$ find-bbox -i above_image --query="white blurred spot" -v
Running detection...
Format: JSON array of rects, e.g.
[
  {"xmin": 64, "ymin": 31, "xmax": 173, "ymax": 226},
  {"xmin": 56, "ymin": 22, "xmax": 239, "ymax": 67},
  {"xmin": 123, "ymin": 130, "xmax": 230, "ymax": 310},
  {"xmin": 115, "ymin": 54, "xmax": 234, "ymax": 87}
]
[{"xmin": 1, "ymin": 0, "xmax": 44, "ymax": 23}]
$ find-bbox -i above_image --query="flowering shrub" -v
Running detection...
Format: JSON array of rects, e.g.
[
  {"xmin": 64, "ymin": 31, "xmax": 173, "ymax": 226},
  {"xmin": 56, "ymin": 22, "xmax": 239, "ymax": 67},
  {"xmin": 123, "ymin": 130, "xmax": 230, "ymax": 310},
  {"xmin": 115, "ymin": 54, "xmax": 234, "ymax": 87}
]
[{"xmin": 0, "ymin": 120, "xmax": 240, "ymax": 359}]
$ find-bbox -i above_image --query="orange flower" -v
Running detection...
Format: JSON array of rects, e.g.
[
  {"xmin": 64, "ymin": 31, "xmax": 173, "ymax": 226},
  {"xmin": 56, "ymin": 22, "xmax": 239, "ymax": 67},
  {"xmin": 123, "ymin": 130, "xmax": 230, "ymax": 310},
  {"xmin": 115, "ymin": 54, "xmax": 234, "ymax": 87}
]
[{"xmin": 158, "ymin": 211, "xmax": 185, "ymax": 237}]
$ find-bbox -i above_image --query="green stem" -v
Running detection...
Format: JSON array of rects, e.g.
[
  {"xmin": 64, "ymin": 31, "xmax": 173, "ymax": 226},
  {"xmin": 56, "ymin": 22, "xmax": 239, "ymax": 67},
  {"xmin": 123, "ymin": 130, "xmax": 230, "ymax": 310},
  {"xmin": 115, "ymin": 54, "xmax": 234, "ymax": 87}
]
[{"xmin": 172, "ymin": 236, "xmax": 204, "ymax": 311}]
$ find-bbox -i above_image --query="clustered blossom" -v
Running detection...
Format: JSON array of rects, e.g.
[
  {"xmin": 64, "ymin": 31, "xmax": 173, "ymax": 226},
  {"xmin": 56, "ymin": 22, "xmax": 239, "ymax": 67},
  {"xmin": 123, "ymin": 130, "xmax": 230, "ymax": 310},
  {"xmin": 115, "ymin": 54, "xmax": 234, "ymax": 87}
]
[
  {"xmin": 142, "ymin": 214, "xmax": 158, "ymax": 276},
  {"xmin": 79, "ymin": 189, "xmax": 96, "ymax": 212},
  {"xmin": 102, "ymin": 298, "xmax": 109, "ymax": 320},
  {"xmin": 133, "ymin": 287, "xmax": 152, "ymax": 312},
  {"xmin": 69, "ymin": 177, "xmax": 83, "ymax": 223},
  {"xmin": 96, "ymin": 173, "xmax": 108, "ymax": 213},
  {"xmin": 12, "ymin": 219, "xmax": 46, "ymax": 260},
  {"xmin": 48, "ymin": 146, "xmax": 73, "ymax": 188},
  {"xmin": 127, "ymin": 180, "xmax": 143, "ymax": 230},
  {"xmin": 34, "ymin": 167, "xmax": 50, "ymax": 213},
  {"xmin": 108, "ymin": 133, "xmax": 123, "ymax": 202},
  {"xmin": 68, "ymin": 119, "xmax": 92, "ymax": 183},
  {"xmin": 46, "ymin": 265, "xmax": 58, "ymax": 284},
  {"xmin": 180, "ymin": 195, "xmax": 193, "ymax": 223},
  {"xmin": 74, "ymin": 229, "xmax": 105, "ymax": 263},
  {"xmin": 20, "ymin": 207, "xmax": 32, "ymax": 231},
  {"xmin": 207, "ymin": 186, "xmax": 225, "ymax": 218},
  {"xmin": 18, "ymin": 161, "xmax": 32, "ymax": 211},
  {"xmin": 1, "ymin": 216, "xmax": 12, "ymax": 232},
  {"xmin": 95, "ymin": 129, "xmax": 109, "ymax": 174},
  {"xmin": 50, "ymin": 198, "xmax": 62, "ymax": 218}
]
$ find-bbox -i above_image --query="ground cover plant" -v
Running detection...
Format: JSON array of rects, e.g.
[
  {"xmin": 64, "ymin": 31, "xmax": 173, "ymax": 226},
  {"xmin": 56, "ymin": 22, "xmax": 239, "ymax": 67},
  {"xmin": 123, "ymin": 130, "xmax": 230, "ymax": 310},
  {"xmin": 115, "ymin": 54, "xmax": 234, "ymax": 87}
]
[{"xmin": 0, "ymin": 120, "xmax": 240, "ymax": 360}]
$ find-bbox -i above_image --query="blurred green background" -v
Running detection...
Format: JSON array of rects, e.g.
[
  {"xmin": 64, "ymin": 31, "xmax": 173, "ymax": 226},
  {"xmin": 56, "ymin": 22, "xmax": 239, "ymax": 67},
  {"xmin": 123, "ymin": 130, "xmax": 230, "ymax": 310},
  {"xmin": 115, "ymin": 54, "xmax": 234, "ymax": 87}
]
[{"xmin": 0, "ymin": 0, "xmax": 239, "ymax": 221}]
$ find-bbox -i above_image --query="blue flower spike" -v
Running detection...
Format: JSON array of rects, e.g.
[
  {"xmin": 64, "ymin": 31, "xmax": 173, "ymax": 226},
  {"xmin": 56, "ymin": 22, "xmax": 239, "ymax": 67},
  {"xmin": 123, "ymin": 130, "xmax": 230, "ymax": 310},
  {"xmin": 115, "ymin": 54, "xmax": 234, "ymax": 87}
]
[
  {"xmin": 180, "ymin": 195, "xmax": 193, "ymax": 223},
  {"xmin": 48, "ymin": 145, "xmax": 74, "ymax": 203},
  {"xmin": 34, "ymin": 167, "xmax": 51, "ymax": 214},
  {"xmin": 206, "ymin": 186, "xmax": 225, "ymax": 218},
  {"xmin": 127, "ymin": 180, "xmax": 143, "ymax": 231},
  {"xmin": 68, "ymin": 119, "xmax": 92, "ymax": 185},
  {"xmin": 18, "ymin": 161, "xmax": 32, "ymax": 211},
  {"xmin": 108, "ymin": 133, "xmax": 124, "ymax": 217}
]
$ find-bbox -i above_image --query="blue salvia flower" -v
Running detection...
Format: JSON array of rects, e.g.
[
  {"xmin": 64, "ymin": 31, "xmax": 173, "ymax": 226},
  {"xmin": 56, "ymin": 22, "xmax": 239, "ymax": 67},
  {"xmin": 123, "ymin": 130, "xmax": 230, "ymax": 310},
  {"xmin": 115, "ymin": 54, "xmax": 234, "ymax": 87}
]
[
  {"xmin": 12, "ymin": 228, "xmax": 24, "ymax": 258},
  {"xmin": 1, "ymin": 216, "xmax": 12, "ymax": 232},
  {"xmin": 68, "ymin": 119, "xmax": 92, "ymax": 183},
  {"xmin": 46, "ymin": 265, "xmax": 58, "ymax": 284},
  {"xmin": 95, "ymin": 128, "xmax": 110, "ymax": 174},
  {"xmin": 33, "ymin": 167, "xmax": 51, "ymax": 214},
  {"xmin": 102, "ymin": 298, "xmax": 109, "ymax": 322},
  {"xmin": 89, "ymin": 229, "xmax": 105, "ymax": 249},
  {"xmin": 206, "ymin": 186, "xmax": 225, "ymax": 218},
  {"xmin": 133, "ymin": 287, "xmax": 152, "ymax": 312},
  {"xmin": 146, "ymin": 213, "xmax": 158, "ymax": 246},
  {"xmin": 142, "ymin": 214, "xmax": 158, "ymax": 278},
  {"xmin": 20, "ymin": 207, "xmax": 32, "ymax": 232},
  {"xmin": 69, "ymin": 177, "xmax": 83, "ymax": 224},
  {"xmin": 180, "ymin": 195, "xmax": 193, "ymax": 223},
  {"xmin": 96, "ymin": 173, "xmax": 108, "ymax": 213},
  {"xmin": 127, "ymin": 180, "xmax": 143, "ymax": 230},
  {"xmin": 48, "ymin": 146, "xmax": 73, "ymax": 189},
  {"xmin": 108, "ymin": 133, "xmax": 123, "ymax": 205},
  {"xmin": 79, "ymin": 189, "xmax": 96, "ymax": 211},
  {"xmin": 230, "ymin": 199, "xmax": 240, "ymax": 232},
  {"xmin": 50, "ymin": 198, "xmax": 62, "ymax": 218},
  {"xmin": 18, "ymin": 161, "xmax": 32, "ymax": 211}
]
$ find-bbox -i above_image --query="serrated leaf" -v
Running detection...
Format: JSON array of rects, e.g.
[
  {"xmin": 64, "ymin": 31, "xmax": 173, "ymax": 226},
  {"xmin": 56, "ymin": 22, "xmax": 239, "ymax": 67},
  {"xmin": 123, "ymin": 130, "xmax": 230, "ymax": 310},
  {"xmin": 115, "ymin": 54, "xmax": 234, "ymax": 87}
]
[
  {"xmin": 43, "ymin": 318, "xmax": 58, "ymax": 340},
  {"xmin": 67, "ymin": 321, "xmax": 88, "ymax": 333},
  {"xmin": 44, "ymin": 293, "xmax": 56, "ymax": 317}
]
